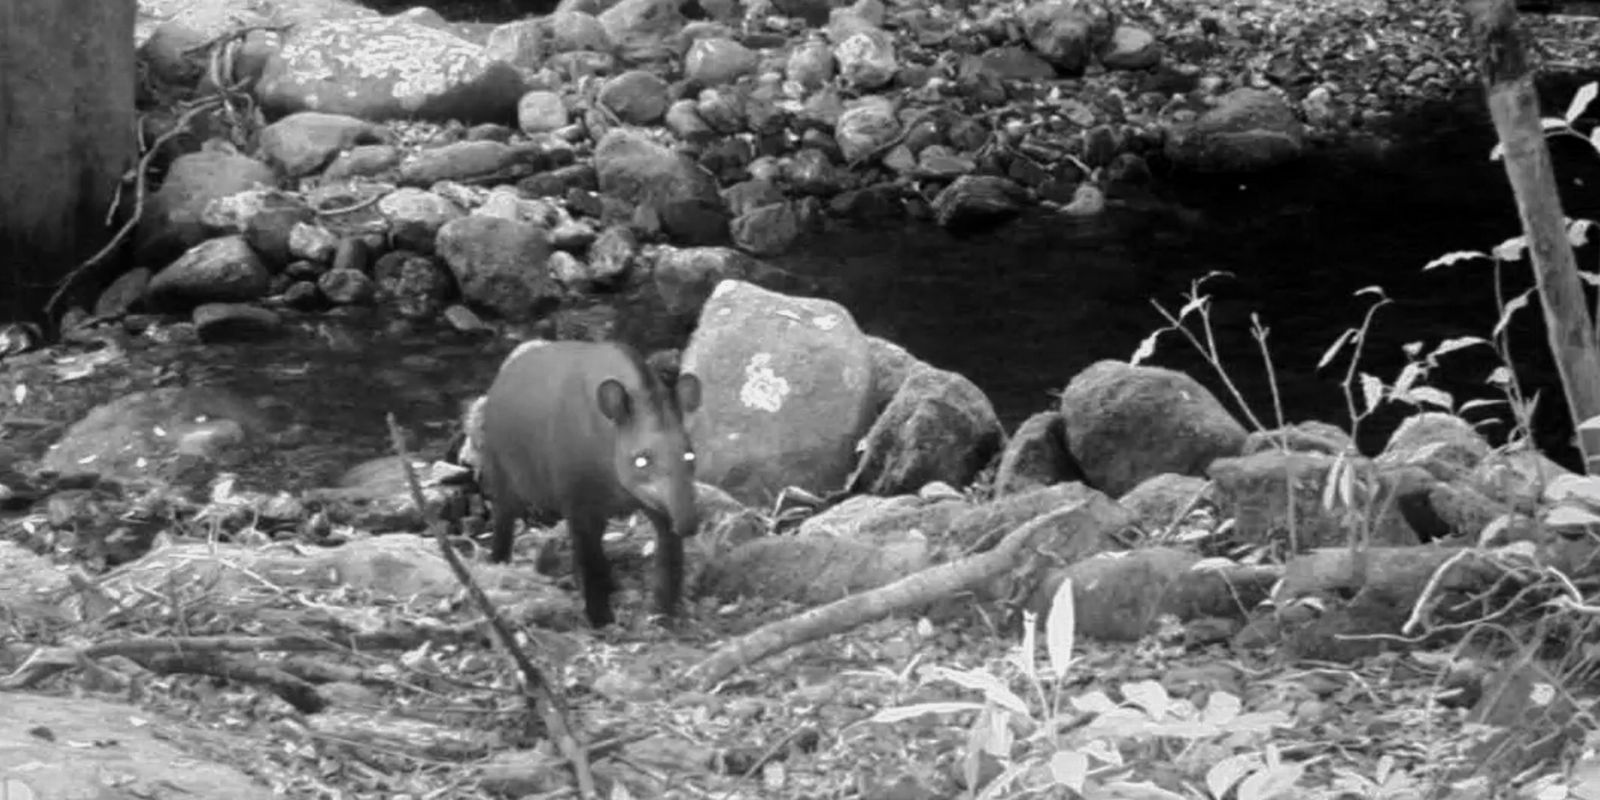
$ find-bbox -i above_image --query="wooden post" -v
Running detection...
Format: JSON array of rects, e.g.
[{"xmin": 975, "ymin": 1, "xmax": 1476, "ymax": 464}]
[
  {"xmin": 0, "ymin": 0, "xmax": 137, "ymax": 325},
  {"xmin": 1462, "ymin": 0, "xmax": 1600, "ymax": 474}
]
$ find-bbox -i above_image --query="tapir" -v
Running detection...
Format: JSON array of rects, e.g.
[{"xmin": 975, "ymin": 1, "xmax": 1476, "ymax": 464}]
[{"xmin": 478, "ymin": 340, "xmax": 703, "ymax": 628}]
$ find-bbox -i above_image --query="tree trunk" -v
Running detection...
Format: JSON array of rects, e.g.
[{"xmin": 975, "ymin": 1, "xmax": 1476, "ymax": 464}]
[
  {"xmin": 0, "ymin": 0, "xmax": 137, "ymax": 326},
  {"xmin": 1462, "ymin": 0, "xmax": 1600, "ymax": 473}
]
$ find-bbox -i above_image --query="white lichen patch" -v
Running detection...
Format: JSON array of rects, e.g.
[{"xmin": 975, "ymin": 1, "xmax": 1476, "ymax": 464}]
[
  {"xmin": 811, "ymin": 314, "xmax": 841, "ymax": 330},
  {"xmin": 738, "ymin": 353, "xmax": 790, "ymax": 413},
  {"xmin": 283, "ymin": 20, "xmax": 492, "ymax": 110}
]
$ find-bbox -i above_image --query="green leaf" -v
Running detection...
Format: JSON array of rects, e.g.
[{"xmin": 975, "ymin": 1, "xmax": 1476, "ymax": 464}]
[
  {"xmin": 1208, "ymin": 753, "xmax": 1264, "ymax": 800},
  {"xmin": 1046, "ymin": 577, "xmax": 1077, "ymax": 680},
  {"xmin": 1317, "ymin": 329, "xmax": 1355, "ymax": 370},
  {"xmin": 1071, "ymin": 690, "xmax": 1119, "ymax": 714},
  {"xmin": 1544, "ymin": 474, "xmax": 1600, "ymax": 509},
  {"xmin": 1569, "ymin": 218, "xmax": 1596, "ymax": 248},
  {"xmin": 1097, "ymin": 780, "xmax": 1189, "ymax": 799},
  {"xmin": 1459, "ymin": 398, "xmax": 1508, "ymax": 412},
  {"xmin": 1049, "ymin": 751, "xmax": 1089, "ymax": 793},
  {"xmin": 1178, "ymin": 294, "xmax": 1208, "ymax": 320},
  {"xmin": 926, "ymin": 667, "xmax": 1031, "ymax": 717},
  {"xmin": 1545, "ymin": 505, "xmax": 1600, "ymax": 527},
  {"xmin": 1119, "ymin": 680, "xmax": 1171, "ymax": 719},
  {"xmin": 1433, "ymin": 336, "xmax": 1491, "ymax": 357},
  {"xmin": 1130, "ymin": 329, "xmax": 1162, "ymax": 367},
  {"xmin": 1359, "ymin": 372, "xmax": 1385, "ymax": 414},
  {"xmin": 1566, "ymin": 82, "xmax": 1598, "ymax": 124},
  {"xmin": 1494, "ymin": 290, "xmax": 1533, "ymax": 338},
  {"xmin": 1540, "ymin": 116, "xmax": 1573, "ymax": 133},
  {"xmin": 1405, "ymin": 386, "xmax": 1455, "ymax": 411},
  {"xmin": 974, "ymin": 761, "xmax": 1028, "ymax": 800},
  {"xmin": 1237, "ymin": 762, "xmax": 1309, "ymax": 800},
  {"xmin": 1015, "ymin": 611, "xmax": 1038, "ymax": 683},
  {"xmin": 1200, "ymin": 691, "xmax": 1243, "ymax": 726},
  {"xmin": 1493, "ymin": 236, "xmax": 1529, "ymax": 262},
  {"xmin": 867, "ymin": 701, "xmax": 988, "ymax": 724},
  {"xmin": 1422, "ymin": 250, "xmax": 1489, "ymax": 271},
  {"xmin": 974, "ymin": 705, "xmax": 1013, "ymax": 756},
  {"xmin": 1392, "ymin": 361, "xmax": 1424, "ymax": 395}
]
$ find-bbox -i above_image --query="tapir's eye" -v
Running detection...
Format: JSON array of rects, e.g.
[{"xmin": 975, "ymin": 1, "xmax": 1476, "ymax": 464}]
[
  {"xmin": 633, "ymin": 453, "xmax": 652, "ymax": 470},
  {"xmin": 683, "ymin": 451, "xmax": 696, "ymax": 464}
]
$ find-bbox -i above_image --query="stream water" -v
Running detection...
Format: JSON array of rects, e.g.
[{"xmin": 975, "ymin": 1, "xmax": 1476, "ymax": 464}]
[{"xmin": 795, "ymin": 92, "xmax": 1600, "ymax": 472}]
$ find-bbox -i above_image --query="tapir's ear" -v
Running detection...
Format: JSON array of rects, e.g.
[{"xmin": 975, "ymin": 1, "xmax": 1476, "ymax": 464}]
[
  {"xmin": 596, "ymin": 379, "xmax": 632, "ymax": 424},
  {"xmin": 675, "ymin": 373, "xmax": 702, "ymax": 415}
]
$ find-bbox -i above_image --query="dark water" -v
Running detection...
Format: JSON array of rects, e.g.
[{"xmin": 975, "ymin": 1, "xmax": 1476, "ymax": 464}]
[
  {"xmin": 169, "ymin": 87, "xmax": 1600, "ymax": 485},
  {"xmin": 771, "ymin": 95, "xmax": 1600, "ymax": 471}
]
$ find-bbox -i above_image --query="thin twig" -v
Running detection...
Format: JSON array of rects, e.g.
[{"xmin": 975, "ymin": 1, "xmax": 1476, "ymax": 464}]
[
  {"xmin": 384, "ymin": 413, "xmax": 598, "ymax": 798},
  {"xmin": 180, "ymin": 23, "xmax": 294, "ymax": 57},
  {"xmin": 315, "ymin": 193, "xmax": 386, "ymax": 217}
]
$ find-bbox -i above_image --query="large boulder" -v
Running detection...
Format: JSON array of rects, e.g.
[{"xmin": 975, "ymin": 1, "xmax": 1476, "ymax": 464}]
[
  {"xmin": 594, "ymin": 127, "xmax": 730, "ymax": 245},
  {"xmin": 135, "ymin": 150, "xmax": 277, "ymax": 266},
  {"xmin": 847, "ymin": 364, "xmax": 1005, "ymax": 496},
  {"xmin": 1163, "ymin": 88, "xmax": 1306, "ymax": 173},
  {"xmin": 40, "ymin": 386, "xmax": 280, "ymax": 485},
  {"xmin": 3, "ymin": 694, "xmax": 278, "ymax": 799},
  {"xmin": 435, "ymin": 214, "xmax": 559, "ymax": 320},
  {"xmin": 255, "ymin": 15, "xmax": 526, "ymax": 123},
  {"xmin": 1058, "ymin": 360, "xmax": 1247, "ymax": 497},
  {"xmin": 681, "ymin": 280, "xmax": 876, "ymax": 505}
]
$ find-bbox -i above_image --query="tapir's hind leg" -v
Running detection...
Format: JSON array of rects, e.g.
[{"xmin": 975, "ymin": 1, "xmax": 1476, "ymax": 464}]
[
  {"xmin": 483, "ymin": 462, "xmax": 525, "ymax": 564},
  {"xmin": 566, "ymin": 509, "xmax": 616, "ymax": 628},
  {"xmin": 488, "ymin": 503, "xmax": 520, "ymax": 563}
]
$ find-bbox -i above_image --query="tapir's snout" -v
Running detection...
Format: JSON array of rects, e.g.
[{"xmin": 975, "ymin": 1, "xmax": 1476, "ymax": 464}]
[
  {"xmin": 666, "ymin": 477, "xmax": 700, "ymax": 539},
  {"xmin": 630, "ymin": 469, "xmax": 700, "ymax": 538}
]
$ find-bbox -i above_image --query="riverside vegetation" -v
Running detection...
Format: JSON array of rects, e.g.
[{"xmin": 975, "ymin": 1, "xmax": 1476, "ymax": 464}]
[{"xmin": 2, "ymin": 0, "xmax": 1600, "ymax": 797}]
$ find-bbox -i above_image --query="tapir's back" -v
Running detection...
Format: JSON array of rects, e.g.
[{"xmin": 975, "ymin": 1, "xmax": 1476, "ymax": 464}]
[{"xmin": 479, "ymin": 341, "xmax": 644, "ymax": 518}]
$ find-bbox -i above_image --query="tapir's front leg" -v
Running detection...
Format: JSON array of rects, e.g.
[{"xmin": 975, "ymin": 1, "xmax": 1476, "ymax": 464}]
[{"xmin": 566, "ymin": 510, "xmax": 616, "ymax": 628}]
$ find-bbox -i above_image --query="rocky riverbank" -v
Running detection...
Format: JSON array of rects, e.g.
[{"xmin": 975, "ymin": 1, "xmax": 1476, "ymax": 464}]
[{"xmin": 109, "ymin": 0, "xmax": 1600, "ymax": 341}]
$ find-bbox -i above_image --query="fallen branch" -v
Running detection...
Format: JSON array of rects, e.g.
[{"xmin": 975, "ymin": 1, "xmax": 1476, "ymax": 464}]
[
  {"xmin": 384, "ymin": 413, "xmax": 597, "ymax": 799},
  {"xmin": 304, "ymin": 707, "xmax": 496, "ymax": 763},
  {"xmin": 0, "ymin": 626, "xmax": 484, "ymax": 690},
  {"xmin": 142, "ymin": 651, "xmax": 325, "ymax": 713},
  {"xmin": 686, "ymin": 501, "xmax": 1097, "ymax": 689}
]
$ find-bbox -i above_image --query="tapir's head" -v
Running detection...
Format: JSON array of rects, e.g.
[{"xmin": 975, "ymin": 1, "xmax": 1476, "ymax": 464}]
[{"xmin": 596, "ymin": 371, "xmax": 703, "ymax": 537}]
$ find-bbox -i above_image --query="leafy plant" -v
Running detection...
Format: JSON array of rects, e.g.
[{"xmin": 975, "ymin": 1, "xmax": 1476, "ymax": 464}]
[{"xmin": 861, "ymin": 580, "xmax": 1299, "ymax": 799}]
